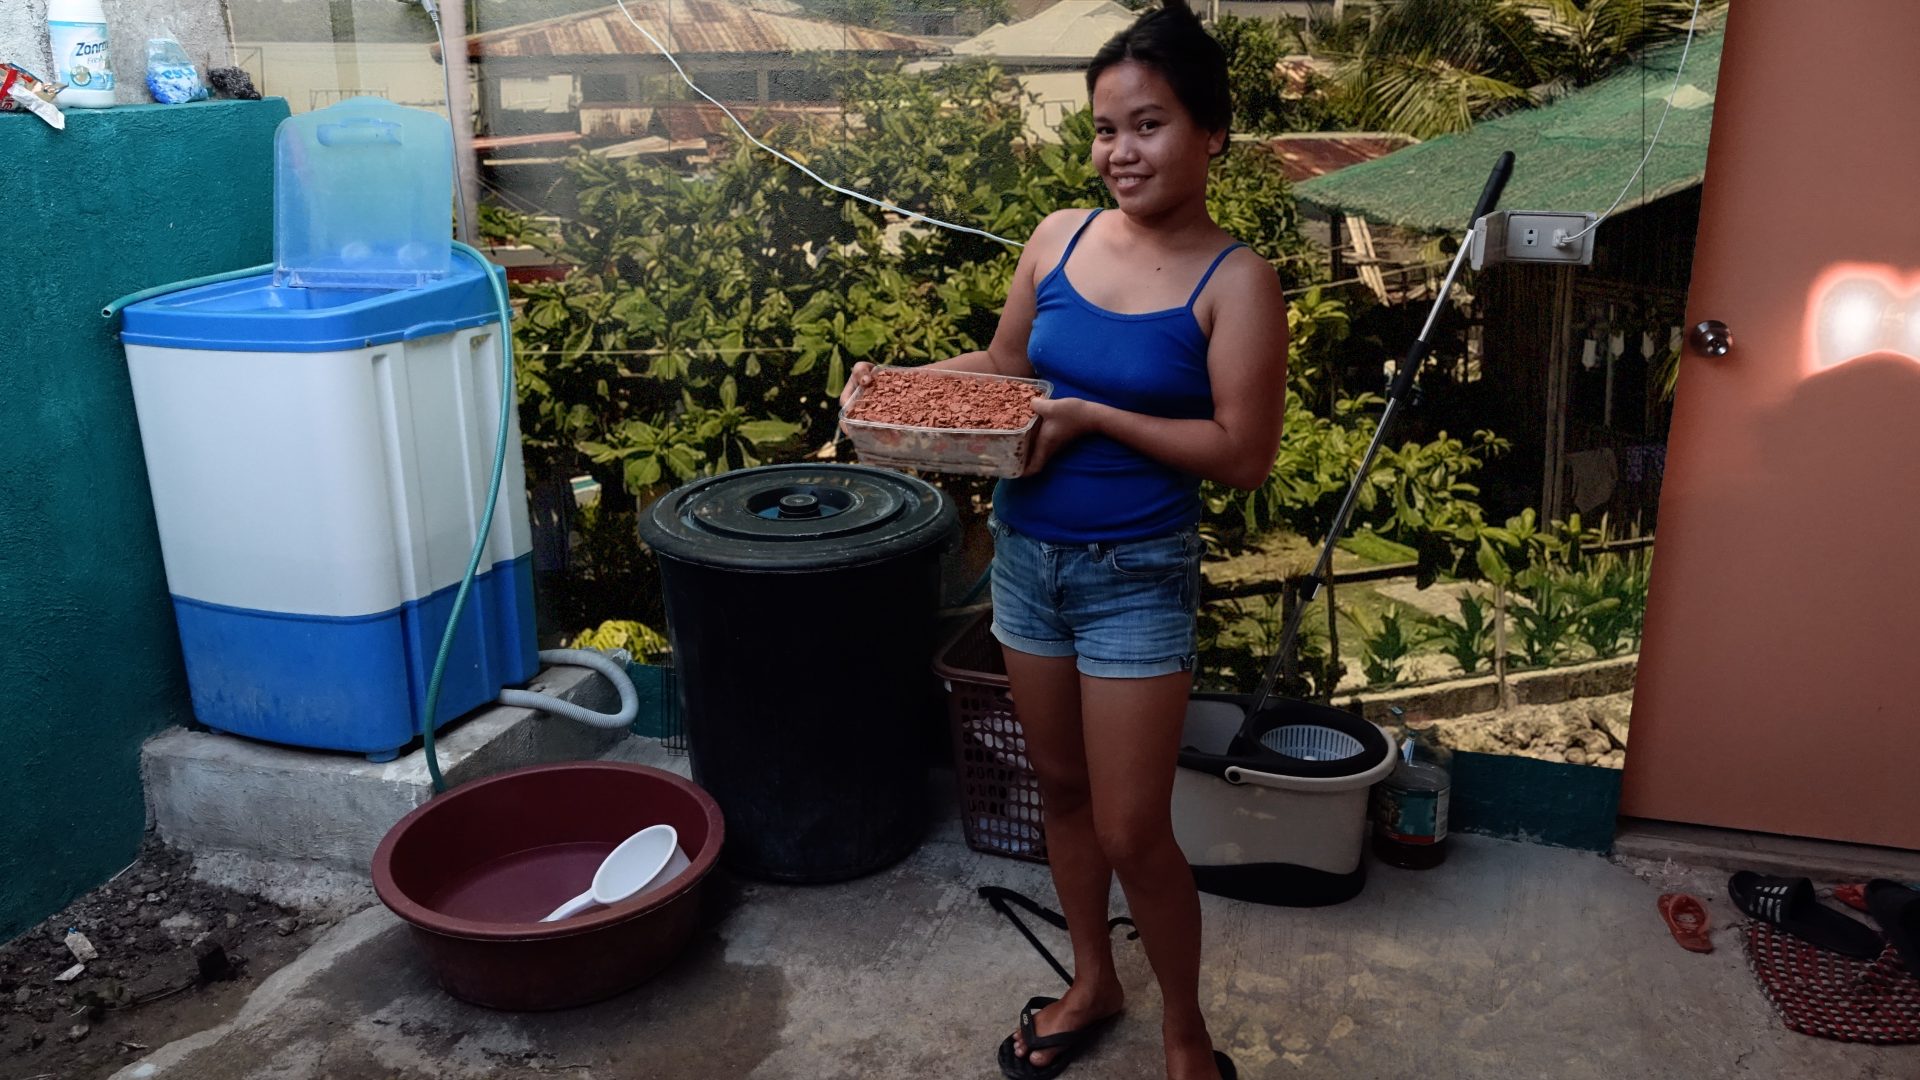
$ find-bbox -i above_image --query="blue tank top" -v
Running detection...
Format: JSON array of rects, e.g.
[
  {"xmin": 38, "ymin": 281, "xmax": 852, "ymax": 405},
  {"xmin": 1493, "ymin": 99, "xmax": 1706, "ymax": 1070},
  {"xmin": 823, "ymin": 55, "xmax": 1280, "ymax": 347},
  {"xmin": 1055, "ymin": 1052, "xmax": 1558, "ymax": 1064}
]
[{"xmin": 994, "ymin": 210, "xmax": 1245, "ymax": 543}]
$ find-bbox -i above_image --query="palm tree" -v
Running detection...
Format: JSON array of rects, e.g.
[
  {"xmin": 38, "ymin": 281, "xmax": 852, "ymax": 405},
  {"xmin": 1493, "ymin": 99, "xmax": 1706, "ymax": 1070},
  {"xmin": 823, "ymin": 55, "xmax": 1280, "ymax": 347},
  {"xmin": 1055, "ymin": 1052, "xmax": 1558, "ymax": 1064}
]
[
  {"xmin": 1307, "ymin": 0, "xmax": 1717, "ymax": 138},
  {"xmin": 1522, "ymin": 0, "xmax": 1708, "ymax": 88}
]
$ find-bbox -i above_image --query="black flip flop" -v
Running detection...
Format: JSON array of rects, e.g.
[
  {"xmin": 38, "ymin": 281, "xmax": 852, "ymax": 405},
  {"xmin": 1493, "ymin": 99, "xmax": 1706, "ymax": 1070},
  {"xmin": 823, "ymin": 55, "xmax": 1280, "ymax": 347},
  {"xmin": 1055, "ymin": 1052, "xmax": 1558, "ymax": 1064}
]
[
  {"xmin": 1215, "ymin": 1049, "xmax": 1238, "ymax": 1079},
  {"xmin": 1865, "ymin": 879, "xmax": 1920, "ymax": 974},
  {"xmin": 1728, "ymin": 871, "xmax": 1884, "ymax": 960},
  {"xmin": 997, "ymin": 996, "xmax": 1121, "ymax": 1080}
]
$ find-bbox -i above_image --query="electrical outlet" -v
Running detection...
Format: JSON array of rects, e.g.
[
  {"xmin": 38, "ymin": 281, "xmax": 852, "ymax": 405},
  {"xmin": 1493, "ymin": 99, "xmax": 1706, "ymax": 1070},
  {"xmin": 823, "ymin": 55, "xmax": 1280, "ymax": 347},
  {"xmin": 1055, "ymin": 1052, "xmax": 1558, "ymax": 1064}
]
[{"xmin": 1470, "ymin": 210, "xmax": 1598, "ymax": 268}]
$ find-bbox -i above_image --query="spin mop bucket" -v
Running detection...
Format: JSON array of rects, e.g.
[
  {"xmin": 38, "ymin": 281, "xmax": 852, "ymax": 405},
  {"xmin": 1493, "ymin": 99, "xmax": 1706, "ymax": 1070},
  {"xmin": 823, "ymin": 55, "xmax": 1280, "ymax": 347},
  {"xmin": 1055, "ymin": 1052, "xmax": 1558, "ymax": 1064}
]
[
  {"xmin": 1168, "ymin": 152, "xmax": 1515, "ymax": 907},
  {"xmin": 1173, "ymin": 695, "xmax": 1396, "ymax": 907}
]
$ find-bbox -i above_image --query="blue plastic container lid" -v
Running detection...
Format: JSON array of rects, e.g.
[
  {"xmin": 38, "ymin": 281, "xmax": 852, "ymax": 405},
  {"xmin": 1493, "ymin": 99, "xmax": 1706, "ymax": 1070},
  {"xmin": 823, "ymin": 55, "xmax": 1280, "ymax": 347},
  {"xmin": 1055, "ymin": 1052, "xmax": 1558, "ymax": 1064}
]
[{"xmin": 120, "ymin": 260, "xmax": 508, "ymax": 353}]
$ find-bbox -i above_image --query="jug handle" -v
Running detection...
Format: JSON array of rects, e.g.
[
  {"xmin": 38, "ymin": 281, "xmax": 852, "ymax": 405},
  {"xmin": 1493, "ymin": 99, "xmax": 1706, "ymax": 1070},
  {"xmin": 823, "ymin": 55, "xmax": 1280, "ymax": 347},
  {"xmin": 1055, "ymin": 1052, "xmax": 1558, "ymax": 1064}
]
[{"xmin": 317, "ymin": 117, "xmax": 402, "ymax": 146}]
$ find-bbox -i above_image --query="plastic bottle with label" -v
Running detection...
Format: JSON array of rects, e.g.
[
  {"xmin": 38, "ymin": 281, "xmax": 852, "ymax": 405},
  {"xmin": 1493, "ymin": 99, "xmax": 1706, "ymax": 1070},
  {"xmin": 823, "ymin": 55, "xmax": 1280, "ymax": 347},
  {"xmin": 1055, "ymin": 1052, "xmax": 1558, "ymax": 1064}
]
[
  {"xmin": 48, "ymin": 0, "xmax": 116, "ymax": 109},
  {"xmin": 1370, "ymin": 717, "xmax": 1453, "ymax": 869}
]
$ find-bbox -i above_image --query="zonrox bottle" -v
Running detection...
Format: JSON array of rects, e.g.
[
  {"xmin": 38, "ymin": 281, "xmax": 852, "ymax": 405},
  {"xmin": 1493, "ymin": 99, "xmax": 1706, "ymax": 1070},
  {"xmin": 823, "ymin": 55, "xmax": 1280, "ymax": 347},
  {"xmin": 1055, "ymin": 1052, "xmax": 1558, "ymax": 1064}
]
[{"xmin": 49, "ymin": 0, "xmax": 116, "ymax": 109}]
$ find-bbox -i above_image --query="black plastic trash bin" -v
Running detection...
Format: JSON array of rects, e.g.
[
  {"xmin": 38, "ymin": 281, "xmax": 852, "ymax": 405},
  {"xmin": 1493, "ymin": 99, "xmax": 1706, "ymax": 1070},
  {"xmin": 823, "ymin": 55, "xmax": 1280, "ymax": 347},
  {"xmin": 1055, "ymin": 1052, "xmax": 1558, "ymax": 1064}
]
[{"xmin": 638, "ymin": 464, "xmax": 959, "ymax": 882}]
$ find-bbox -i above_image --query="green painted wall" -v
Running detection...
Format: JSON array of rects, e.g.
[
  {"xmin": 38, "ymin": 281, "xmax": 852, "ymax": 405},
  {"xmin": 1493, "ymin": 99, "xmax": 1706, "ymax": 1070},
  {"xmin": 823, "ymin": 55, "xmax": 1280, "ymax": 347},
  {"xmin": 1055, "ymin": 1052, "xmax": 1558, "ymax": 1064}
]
[{"xmin": 0, "ymin": 99, "xmax": 289, "ymax": 940}]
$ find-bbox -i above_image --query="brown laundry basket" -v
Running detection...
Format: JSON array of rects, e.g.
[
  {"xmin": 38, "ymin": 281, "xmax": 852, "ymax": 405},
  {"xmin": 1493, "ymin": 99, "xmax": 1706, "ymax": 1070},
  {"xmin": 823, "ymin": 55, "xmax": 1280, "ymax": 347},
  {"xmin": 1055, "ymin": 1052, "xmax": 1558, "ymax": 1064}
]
[{"xmin": 934, "ymin": 611, "xmax": 1048, "ymax": 863}]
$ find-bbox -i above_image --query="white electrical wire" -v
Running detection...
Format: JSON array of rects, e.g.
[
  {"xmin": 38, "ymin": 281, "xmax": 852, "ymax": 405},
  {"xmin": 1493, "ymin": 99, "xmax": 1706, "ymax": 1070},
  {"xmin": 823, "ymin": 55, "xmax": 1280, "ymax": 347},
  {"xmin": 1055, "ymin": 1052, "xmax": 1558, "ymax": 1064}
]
[
  {"xmin": 1556, "ymin": 0, "xmax": 1704, "ymax": 247},
  {"xmin": 612, "ymin": 0, "xmax": 1025, "ymax": 248}
]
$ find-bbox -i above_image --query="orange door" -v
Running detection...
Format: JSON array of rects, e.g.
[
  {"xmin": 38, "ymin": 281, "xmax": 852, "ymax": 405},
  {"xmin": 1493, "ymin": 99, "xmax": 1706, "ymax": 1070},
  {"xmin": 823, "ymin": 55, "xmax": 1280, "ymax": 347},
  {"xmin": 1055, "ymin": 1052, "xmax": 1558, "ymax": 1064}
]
[{"xmin": 1621, "ymin": 1, "xmax": 1920, "ymax": 849}]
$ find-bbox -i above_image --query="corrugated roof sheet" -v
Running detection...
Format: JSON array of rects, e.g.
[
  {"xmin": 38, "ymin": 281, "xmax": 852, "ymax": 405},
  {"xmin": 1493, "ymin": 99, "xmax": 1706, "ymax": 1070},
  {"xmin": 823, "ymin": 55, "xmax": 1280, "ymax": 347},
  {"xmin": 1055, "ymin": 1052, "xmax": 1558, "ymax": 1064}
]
[
  {"xmin": 1294, "ymin": 28, "xmax": 1723, "ymax": 232},
  {"xmin": 458, "ymin": 1, "xmax": 939, "ymax": 60},
  {"xmin": 1265, "ymin": 132, "xmax": 1416, "ymax": 183},
  {"xmin": 951, "ymin": 0, "xmax": 1134, "ymax": 63}
]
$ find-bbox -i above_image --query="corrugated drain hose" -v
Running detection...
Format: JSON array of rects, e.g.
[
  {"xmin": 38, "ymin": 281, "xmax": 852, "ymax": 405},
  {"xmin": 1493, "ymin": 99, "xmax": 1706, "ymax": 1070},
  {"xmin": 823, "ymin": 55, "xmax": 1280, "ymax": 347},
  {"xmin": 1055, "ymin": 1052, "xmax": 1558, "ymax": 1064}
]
[{"xmin": 500, "ymin": 650, "xmax": 640, "ymax": 730}]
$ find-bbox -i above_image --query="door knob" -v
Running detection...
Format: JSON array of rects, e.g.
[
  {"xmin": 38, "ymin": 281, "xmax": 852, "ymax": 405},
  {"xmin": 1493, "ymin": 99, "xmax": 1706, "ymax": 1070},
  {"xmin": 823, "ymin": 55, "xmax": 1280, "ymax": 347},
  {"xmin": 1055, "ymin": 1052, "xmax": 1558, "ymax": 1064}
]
[{"xmin": 1689, "ymin": 320, "xmax": 1733, "ymax": 357}]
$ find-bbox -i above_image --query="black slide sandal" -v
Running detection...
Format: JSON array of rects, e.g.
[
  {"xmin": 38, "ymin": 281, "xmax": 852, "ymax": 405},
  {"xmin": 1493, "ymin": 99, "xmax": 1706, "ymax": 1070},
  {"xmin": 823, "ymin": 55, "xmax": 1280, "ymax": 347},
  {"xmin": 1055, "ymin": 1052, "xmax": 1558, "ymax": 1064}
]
[
  {"xmin": 997, "ymin": 995, "xmax": 1122, "ymax": 1080},
  {"xmin": 1728, "ymin": 871, "xmax": 1884, "ymax": 960},
  {"xmin": 1865, "ymin": 879, "xmax": 1920, "ymax": 974},
  {"xmin": 1215, "ymin": 1049, "xmax": 1238, "ymax": 1079}
]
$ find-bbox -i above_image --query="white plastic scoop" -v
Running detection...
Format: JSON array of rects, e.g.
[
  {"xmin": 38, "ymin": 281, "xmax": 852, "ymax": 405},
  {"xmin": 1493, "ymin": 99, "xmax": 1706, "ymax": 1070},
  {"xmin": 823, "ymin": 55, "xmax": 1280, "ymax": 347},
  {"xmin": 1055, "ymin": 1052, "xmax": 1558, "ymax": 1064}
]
[{"xmin": 540, "ymin": 824, "xmax": 690, "ymax": 922}]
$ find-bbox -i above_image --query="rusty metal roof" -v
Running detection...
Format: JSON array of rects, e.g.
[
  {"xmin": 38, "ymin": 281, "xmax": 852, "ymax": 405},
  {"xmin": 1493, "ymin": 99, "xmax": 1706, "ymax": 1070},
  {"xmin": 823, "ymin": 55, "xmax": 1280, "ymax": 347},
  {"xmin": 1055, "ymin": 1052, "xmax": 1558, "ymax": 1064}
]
[
  {"xmin": 458, "ymin": 1, "xmax": 941, "ymax": 60},
  {"xmin": 1265, "ymin": 132, "xmax": 1417, "ymax": 184}
]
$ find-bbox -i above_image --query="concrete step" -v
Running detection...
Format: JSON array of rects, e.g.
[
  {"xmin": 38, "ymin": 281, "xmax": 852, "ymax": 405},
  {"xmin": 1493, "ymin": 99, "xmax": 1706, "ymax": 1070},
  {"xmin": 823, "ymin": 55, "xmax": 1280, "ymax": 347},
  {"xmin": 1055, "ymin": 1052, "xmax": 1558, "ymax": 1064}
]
[
  {"xmin": 144, "ymin": 663, "xmax": 651, "ymax": 910},
  {"xmin": 1614, "ymin": 817, "xmax": 1920, "ymax": 885}
]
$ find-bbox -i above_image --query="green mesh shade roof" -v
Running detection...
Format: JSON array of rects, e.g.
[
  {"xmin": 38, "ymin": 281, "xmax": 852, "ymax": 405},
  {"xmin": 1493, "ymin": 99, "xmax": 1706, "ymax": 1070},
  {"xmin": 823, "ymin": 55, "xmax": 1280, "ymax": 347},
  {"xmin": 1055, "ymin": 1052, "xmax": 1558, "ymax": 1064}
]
[{"xmin": 1294, "ymin": 28, "xmax": 1723, "ymax": 232}]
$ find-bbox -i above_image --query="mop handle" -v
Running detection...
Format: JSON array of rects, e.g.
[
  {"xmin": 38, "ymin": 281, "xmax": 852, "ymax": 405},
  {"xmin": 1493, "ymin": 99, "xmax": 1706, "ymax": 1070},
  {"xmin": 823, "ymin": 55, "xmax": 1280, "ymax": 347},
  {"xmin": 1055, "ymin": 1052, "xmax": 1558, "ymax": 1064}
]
[
  {"xmin": 1388, "ymin": 151, "xmax": 1513, "ymax": 404},
  {"xmin": 1470, "ymin": 151, "xmax": 1516, "ymax": 230},
  {"xmin": 1245, "ymin": 153, "xmax": 1513, "ymax": 717}
]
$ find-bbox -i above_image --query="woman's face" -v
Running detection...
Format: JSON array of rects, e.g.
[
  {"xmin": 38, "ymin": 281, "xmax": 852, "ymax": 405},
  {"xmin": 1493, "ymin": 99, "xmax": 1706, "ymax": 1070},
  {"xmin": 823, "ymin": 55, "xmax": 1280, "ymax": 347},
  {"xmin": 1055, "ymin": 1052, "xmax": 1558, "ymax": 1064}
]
[{"xmin": 1090, "ymin": 60, "xmax": 1224, "ymax": 220}]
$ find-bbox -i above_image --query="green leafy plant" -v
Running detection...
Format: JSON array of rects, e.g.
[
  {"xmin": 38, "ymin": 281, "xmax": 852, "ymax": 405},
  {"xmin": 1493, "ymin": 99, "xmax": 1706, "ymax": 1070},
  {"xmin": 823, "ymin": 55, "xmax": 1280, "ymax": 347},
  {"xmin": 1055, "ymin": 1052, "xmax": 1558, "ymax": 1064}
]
[
  {"xmin": 1563, "ymin": 554, "xmax": 1641, "ymax": 658},
  {"xmin": 1198, "ymin": 286, "xmax": 1517, "ymax": 573},
  {"xmin": 1474, "ymin": 508, "xmax": 1606, "ymax": 585},
  {"xmin": 1344, "ymin": 602, "xmax": 1441, "ymax": 687},
  {"xmin": 1509, "ymin": 566, "xmax": 1619, "ymax": 668},
  {"xmin": 1426, "ymin": 589, "xmax": 1500, "ymax": 675},
  {"xmin": 1197, "ymin": 594, "xmax": 1331, "ymax": 699},
  {"xmin": 506, "ymin": 60, "xmax": 1315, "ymax": 502},
  {"xmin": 1622, "ymin": 548, "xmax": 1652, "ymax": 648},
  {"xmin": 1214, "ymin": 14, "xmax": 1313, "ymax": 136}
]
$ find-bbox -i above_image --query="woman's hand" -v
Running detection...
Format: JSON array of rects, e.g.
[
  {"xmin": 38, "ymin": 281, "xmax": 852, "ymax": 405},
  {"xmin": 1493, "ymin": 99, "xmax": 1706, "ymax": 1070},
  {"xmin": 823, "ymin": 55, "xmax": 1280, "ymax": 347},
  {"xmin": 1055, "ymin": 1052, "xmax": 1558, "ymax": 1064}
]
[
  {"xmin": 839, "ymin": 362, "xmax": 876, "ymax": 410},
  {"xmin": 1022, "ymin": 396, "xmax": 1098, "ymax": 476}
]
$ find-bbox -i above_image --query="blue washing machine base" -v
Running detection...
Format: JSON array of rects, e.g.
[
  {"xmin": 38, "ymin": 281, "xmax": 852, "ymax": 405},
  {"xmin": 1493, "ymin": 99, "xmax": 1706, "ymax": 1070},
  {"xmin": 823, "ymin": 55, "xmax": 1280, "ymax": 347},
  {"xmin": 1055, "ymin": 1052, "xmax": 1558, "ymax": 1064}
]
[{"xmin": 171, "ymin": 556, "xmax": 539, "ymax": 760}]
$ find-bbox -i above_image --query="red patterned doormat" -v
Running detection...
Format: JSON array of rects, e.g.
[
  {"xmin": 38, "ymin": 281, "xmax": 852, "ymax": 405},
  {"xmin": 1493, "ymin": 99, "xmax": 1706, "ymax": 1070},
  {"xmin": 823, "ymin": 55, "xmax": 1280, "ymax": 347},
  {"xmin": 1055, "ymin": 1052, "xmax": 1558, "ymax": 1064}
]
[{"xmin": 1743, "ymin": 921, "xmax": 1920, "ymax": 1043}]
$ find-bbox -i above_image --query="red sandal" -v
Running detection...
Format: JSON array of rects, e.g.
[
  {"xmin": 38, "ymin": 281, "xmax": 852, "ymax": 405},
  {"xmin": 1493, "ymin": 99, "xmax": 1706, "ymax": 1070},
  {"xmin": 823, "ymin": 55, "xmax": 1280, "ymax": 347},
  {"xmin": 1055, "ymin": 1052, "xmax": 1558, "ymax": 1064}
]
[{"xmin": 1658, "ymin": 892, "xmax": 1714, "ymax": 953}]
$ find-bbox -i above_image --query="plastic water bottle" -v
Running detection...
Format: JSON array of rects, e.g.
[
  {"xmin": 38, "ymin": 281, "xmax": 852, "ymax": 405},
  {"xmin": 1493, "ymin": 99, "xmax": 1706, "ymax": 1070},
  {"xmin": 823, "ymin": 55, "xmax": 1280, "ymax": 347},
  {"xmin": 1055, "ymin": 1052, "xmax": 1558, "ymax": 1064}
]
[
  {"xmin": 1371, "ymin": 716, "xmax": 1453, "ymax": 869},
  {"xmin": 48, "ymin": 0, "xmax": 116, "ymax": 109}
]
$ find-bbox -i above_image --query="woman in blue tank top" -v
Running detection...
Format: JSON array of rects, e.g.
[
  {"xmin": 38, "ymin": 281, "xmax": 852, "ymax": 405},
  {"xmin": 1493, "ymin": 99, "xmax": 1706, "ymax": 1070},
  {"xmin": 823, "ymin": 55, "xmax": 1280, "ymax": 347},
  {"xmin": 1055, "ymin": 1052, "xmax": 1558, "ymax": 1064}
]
[{"xmin": 843, "ymin": 4, "xmax": 1287, "ymax": 1077}]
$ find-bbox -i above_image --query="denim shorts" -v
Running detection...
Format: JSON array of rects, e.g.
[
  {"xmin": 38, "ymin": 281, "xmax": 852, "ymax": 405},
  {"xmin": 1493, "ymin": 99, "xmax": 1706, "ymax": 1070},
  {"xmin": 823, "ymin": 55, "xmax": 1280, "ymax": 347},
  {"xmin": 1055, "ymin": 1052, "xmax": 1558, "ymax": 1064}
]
[{"xmin": 987, "ymin": 515, "xmax": 1203, "ymax": 679}]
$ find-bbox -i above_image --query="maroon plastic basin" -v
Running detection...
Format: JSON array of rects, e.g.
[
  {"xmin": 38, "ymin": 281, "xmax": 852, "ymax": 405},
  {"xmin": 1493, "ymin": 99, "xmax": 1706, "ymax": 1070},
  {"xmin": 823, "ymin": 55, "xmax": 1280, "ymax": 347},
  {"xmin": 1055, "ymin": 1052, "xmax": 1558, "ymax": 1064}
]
[{"xmin": 372, "ymin": 761, "xmax": 724, "ymax": 1010}]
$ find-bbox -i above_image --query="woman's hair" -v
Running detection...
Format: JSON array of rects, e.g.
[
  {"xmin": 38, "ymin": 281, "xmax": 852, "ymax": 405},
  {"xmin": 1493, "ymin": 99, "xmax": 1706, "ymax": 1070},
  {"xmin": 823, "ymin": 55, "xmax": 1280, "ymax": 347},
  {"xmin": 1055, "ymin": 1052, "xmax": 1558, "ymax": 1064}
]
[{"xmin": 1086, "ymin": 0, "xmax": 1232, "ymax": 143}]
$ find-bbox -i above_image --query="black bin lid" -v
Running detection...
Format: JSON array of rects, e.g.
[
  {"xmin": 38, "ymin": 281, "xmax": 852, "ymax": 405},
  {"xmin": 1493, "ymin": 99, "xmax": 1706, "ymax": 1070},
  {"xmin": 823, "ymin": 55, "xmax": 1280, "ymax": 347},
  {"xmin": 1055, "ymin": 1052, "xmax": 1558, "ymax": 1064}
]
[{"xmin": 638, "ymin": 464, "xmax": 958, "ymax": 571}]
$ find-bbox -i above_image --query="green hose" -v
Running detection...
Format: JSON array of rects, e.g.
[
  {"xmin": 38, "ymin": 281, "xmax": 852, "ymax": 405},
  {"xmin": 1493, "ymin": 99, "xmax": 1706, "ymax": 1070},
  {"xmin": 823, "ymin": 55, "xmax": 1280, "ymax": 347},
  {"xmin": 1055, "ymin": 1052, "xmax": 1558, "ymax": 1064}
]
[
  {"xmin": 103, "ymin": 263, "xmax": 275, "ymax": 321},
  {"xmin": 419, "ymin": 241, "xmax": 516, "ymax": 793}
]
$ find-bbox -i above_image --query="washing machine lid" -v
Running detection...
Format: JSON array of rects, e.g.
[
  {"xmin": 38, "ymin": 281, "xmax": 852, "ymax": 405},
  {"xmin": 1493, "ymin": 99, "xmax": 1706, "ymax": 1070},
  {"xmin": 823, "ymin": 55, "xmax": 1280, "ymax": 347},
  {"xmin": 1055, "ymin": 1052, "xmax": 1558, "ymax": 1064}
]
[
  {"xmin": 119, "ymin": 261, "xmax": 506, "ymax": 352},
  {"xmin": 638, "ymin": 463, "xmax": 958, "ymax": 571}
]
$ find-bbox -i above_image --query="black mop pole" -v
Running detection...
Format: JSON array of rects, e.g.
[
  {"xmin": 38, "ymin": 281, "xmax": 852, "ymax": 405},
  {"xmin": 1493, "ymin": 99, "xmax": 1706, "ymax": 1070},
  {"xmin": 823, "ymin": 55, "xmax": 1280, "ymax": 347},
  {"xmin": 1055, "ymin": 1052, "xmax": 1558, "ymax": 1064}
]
[{"xmin": 1244, "ymin": 152, "xmax": 1515, "ymax": 721}]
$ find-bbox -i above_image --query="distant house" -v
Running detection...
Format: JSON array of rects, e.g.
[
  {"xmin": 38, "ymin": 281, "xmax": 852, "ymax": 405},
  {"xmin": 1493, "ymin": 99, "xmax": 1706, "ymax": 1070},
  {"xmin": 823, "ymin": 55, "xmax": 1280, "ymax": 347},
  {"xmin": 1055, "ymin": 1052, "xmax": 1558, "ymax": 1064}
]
[
  {"xmin": 948, "ymin": 0, "xmax": 1134, "ymax": 140},
  {"xmin": 951, "ymin": 0, "xmax": 1134, "ymax": 69},
  {"xmin": 1294, "ymin": 28, "xmax": 1724, "ymax": 528},
  {"xmin": 446, "ymin": 0, "xmax": 941, "ymax": 144}
]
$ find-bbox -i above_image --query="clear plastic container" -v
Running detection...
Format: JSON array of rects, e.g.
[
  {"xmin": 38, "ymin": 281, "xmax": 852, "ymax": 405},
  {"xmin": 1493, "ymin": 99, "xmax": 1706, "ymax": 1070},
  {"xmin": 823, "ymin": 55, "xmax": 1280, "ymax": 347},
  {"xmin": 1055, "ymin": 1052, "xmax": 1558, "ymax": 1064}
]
[
  {"xmin": 1371, "ymin": 720, "xmax": 1452, "ymax": 870},
  {"xmin": 274, "ymin": 97, "xmax": 453, "ymax": 289},
  {"xmin": 840, "ymin": 369, "xmax": 1051, "ymax": 478}
]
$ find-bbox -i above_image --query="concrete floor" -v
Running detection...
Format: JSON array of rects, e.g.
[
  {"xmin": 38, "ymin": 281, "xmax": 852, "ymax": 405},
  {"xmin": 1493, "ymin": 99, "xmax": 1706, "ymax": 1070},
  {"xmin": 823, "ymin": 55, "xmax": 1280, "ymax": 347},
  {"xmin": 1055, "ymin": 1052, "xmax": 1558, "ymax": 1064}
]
[{"xmin": 110, "ymin": 817, "xmax": 1914, "ymax": 1079}]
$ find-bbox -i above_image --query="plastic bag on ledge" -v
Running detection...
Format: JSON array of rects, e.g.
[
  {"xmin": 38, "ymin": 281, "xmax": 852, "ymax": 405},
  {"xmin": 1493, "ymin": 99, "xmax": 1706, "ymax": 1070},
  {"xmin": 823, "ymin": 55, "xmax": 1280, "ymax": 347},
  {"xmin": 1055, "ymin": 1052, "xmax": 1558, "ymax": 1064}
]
[{"xmin": 145, "ymin": 36, "xmax": 207, "ymax": 104}]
